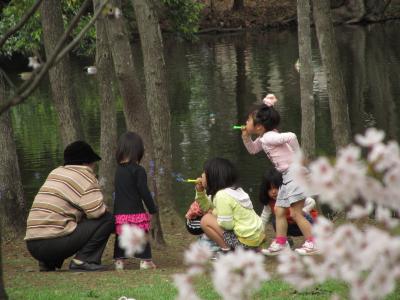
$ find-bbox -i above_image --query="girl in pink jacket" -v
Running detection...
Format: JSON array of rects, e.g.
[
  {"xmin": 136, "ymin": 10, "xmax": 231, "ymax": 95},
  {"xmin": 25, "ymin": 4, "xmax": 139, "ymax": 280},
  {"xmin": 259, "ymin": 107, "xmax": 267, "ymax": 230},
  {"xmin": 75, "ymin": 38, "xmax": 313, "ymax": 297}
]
[{"xmin": 241, "ymin": 94, "xmax": 318, "ymax": 256}]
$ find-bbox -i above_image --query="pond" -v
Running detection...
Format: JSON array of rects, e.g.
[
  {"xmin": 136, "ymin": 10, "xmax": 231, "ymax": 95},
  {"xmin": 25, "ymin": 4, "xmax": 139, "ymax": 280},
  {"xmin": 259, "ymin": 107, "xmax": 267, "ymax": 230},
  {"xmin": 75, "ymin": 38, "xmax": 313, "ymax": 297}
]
[{"xmin": 8, "ymin": 21, "xmax": 400, "ymax": 215}]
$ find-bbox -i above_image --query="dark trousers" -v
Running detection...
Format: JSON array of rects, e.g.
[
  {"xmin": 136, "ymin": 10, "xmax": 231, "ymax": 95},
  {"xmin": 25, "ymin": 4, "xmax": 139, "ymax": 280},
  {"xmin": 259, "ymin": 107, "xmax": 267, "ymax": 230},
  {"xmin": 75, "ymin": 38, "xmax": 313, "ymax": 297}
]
[
  {"xmin": 113, "ymin": 234, "xmax": 152, "ymax": 260},
  {"xmin": 26, "ymin": 212, "xmax": 114, "ymax": 269}
]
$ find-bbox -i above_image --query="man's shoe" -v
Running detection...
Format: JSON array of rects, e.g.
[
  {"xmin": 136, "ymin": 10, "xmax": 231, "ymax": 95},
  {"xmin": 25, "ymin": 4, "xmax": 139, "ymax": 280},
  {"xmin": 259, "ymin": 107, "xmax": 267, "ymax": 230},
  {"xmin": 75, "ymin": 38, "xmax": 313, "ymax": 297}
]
[
  {"xmin": 39, "ymin": 261, "xmax": 56, "ymax": 272},
  {"xmin": 69, "ymin": 259, "xmax": 107, "ymax": 272}
]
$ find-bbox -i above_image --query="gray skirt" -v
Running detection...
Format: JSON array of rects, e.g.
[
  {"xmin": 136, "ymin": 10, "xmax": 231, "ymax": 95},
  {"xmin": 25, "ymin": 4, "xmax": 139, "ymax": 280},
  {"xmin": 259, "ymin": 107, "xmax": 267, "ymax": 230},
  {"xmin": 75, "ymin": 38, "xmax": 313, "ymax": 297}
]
[{"xmin": 276, "ymin": 167, "xmax": 307, "ymax": 208}]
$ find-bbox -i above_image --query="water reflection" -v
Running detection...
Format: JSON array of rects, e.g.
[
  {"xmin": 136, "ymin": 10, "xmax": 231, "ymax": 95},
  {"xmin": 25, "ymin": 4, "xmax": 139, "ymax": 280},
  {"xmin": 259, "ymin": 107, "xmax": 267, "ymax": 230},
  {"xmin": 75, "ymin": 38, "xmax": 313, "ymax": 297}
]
[{"xmin": 8, "ymin": 22, "xmax": 400, "ymax": 215}]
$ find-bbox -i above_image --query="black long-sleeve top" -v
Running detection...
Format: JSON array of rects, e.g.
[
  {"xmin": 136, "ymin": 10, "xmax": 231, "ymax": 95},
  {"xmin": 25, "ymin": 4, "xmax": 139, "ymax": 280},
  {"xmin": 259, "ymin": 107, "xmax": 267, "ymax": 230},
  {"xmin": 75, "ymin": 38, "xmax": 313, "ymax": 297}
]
[{"xmin": 113, "ymin": 162, "xmax": 158, "ymax": 215}]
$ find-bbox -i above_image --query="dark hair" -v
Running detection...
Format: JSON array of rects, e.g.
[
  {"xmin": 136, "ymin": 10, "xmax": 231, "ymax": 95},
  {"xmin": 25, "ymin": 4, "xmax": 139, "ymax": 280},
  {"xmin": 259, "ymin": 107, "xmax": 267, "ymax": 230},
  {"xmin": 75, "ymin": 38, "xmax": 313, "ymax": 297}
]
[
  {"xmin": 259, "ymin": 169, "xmax": 282, "ymax": 205},
  {"xmin": 249, "ymin": 104, "xmax": 280, "ymax": 131},
  {"xmin": 116, "ymin": 132, "xmax": 144, "ymax": 164},
  {"xmin": 204, "ymin": 157, "xmax": 238, "ymax": 199}
]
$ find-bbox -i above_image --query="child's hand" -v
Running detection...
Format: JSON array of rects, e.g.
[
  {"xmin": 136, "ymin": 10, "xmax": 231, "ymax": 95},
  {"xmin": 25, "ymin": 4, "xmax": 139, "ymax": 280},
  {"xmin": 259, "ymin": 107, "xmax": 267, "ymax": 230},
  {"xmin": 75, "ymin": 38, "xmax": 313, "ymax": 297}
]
[
  {"xmin": 241, "ymin": 126, "xmax": 249, "ymax": 138},
  {"xmin": 195, "ymin": 177, "xmax": 204, "ymax": 192}
]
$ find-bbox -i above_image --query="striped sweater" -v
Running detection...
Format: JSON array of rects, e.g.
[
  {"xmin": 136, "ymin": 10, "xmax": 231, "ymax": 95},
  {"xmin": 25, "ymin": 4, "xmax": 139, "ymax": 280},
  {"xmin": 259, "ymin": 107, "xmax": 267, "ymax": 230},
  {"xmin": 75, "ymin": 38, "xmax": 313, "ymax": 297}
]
[{"xmin": 25, "ymin": 165, "xmax": 106, "ymax": 240}]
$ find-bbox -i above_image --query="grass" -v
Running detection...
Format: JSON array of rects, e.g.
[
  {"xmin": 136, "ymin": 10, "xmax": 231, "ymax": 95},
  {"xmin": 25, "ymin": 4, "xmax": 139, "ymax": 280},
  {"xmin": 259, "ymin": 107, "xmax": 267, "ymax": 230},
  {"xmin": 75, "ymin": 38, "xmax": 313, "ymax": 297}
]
[{"xmin": 3, "ymin": 231, "xmax": 400, "ymax": 299}]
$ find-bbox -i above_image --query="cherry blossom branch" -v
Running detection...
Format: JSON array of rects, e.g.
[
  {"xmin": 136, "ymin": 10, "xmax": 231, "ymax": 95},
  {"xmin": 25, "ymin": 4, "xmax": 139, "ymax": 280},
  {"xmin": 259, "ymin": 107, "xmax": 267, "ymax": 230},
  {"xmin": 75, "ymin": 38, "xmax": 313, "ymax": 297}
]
[{"xmin": 0, "ymin": 0, "xmax": 110, "ymax": 115}]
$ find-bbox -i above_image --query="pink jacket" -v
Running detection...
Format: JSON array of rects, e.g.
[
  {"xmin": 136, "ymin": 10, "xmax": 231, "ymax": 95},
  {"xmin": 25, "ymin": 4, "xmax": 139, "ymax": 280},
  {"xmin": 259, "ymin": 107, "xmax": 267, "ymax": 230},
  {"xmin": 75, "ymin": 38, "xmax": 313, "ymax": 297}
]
[{"xmin": 242, "ymin": 130, "xmax": 299, "ymax": 172}]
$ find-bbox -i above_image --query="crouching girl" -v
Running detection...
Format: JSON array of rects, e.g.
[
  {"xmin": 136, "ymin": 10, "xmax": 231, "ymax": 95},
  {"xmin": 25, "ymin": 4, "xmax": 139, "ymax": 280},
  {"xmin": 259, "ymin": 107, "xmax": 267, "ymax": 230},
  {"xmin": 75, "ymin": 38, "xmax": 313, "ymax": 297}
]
[{"xmin": 195, "ymin": 157, "xmax": 264, "ymax": 253}]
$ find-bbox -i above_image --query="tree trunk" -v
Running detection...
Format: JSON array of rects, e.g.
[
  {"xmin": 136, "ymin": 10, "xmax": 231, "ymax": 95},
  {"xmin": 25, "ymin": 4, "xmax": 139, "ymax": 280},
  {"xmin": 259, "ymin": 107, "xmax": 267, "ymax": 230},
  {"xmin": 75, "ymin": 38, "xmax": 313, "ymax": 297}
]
[
  {"xmin": 132, "ymin": 0, "xmax": 179, "ymax": 231},
  {"xmin": 94, "ymin": 0, "xmax": 117, "ymax": 208},
  {"xmin": 103, "ymin": 0, "xmax": 166, "ymax": 244},
  {"xmin": 234, "ymin": 39, "xmax": 247, "ymax": 122},
  {"xmin": 232, "ymin": 0, "xmax": 244, "ymax": 11},
  {"xmin": 0, "ymin": 77, "xmax": 9, "ymax": 300},
  {"xmin": 297, "ymin": 0, "xmax": 315, "ymax": 160},
  {"xmin": 0, "ymin": 75, "xmax": 26, "ymax": 237},
  {"xmin": 337, "ymin": 25, "xmax": 366, "ymax": 135},
  {"xmin": 0, "ymin": 225, "xmax": 7, "ymax": 300},
  {"xmin": 312, "ymin": 0, "xmax": 351, "ymax": 149},
  {"xmin": 40, "ymin": 0, "xmax": 84, "ymax": 147}
]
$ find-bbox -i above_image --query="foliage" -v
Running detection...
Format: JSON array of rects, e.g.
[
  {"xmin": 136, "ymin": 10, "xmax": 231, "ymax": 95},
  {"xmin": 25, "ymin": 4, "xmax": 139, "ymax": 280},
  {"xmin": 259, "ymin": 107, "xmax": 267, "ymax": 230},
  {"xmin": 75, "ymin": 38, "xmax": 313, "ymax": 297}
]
[
  {"xmin": 0, "ymin": 0, "xmax": 204, "ymax": 57},
  {"xmin": 0, "ymin": 0, "xmax": 42, "ymax": 56},
  {"xmin": 0, "ymin": 0, "xmax": 95, "ymax": 57},
  {"xmin": 161, "ymin": 0, "xmax": 204, "ymax": 40}
]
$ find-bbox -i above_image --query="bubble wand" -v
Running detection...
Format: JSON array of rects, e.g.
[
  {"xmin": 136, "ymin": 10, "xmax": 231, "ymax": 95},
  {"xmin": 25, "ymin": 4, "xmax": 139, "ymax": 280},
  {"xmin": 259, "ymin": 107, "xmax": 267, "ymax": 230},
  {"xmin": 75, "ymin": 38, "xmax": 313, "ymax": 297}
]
[
  {"xmin": 183, "ymin": 179, "xmax": 198, "ymax": 183},
  {"xmin": 232, "ymin": 125, "xmax": 244, "ymax": 130}
]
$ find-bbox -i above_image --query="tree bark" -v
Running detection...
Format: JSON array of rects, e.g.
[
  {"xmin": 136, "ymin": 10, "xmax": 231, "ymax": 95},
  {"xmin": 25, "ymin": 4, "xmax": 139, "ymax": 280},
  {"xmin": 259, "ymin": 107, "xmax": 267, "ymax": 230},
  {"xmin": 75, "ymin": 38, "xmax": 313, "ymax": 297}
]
[
  {"xmin": 94, "ymin": 0, "xmax": 117, "ymax": 208},
  {"xmin": 132, "ymin": 0, "xmax": 179, "ymax": 231},
  {"xmin": 103, "ymin": 0, "xmax": 166, "ymax": 244},
  {"xmin": 40, "ymin": 0, "xmax": 84, "ymax": 146},
  {"xmin": 312, "ymin": 0, "xmax": 351, "ymax": 149},
  {"xmin": 0, "ymin": 75, "xmax": 26, "ymax": 237},
  {"xmin": 234, "ymin": 39, "xmax": 247, "ymax": 122},
  {"xmin": 297, "ymin": 0, "xmax": 315, "ymax": 160},
  {"xmin": 0, "ymin": 225, "xmax": 7, "ymax": 300},
  {"xmin": 0, "ymin": 77, "xmax": 9, "ymax": 300},
  {"xmin": 232, "ymin": 0, "xmax": 244, "ymax": 11}
]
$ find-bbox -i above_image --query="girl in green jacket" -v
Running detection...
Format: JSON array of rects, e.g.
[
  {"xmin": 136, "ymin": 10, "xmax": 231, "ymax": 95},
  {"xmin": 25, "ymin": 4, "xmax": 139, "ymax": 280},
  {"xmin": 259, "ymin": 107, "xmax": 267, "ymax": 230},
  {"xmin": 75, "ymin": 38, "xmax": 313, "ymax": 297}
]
[{"xmin": 195, "ymin": 157, "xmax": 265, "ymax": 252}]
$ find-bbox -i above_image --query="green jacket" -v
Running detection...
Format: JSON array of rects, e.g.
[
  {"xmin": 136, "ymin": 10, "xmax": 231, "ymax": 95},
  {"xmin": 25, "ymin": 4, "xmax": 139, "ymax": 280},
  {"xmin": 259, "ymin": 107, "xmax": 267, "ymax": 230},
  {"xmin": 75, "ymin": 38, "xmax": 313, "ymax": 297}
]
[{"xmin": 196, "ymin": 188, "xmax": 264, "ymax": 247}]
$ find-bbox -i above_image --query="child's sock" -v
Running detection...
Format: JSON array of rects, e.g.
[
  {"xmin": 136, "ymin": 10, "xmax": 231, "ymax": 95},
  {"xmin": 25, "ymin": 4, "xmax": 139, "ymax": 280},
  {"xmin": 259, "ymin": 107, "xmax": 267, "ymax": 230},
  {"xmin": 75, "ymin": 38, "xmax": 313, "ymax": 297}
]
[{"xmin": 275, "ymin": 236, "xmax": 287, "ymax": 245}]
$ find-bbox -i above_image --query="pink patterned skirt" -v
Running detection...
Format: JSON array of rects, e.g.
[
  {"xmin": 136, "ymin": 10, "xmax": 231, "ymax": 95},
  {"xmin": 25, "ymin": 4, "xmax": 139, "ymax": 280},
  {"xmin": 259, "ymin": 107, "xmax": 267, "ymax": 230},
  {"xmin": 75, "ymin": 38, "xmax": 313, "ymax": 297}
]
[{"xmin": 115, "ymin": 213, "xmax": 152, "ymax": 235}]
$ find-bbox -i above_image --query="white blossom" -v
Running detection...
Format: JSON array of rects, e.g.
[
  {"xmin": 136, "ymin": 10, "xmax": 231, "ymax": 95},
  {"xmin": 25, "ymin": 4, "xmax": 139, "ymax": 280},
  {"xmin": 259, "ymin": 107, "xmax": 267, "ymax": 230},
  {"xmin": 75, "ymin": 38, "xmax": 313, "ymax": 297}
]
[
  {"xmin": 114, "ymin": 7, "xmax": 122, "ymax": 18},
  {"xmin": 85, "ymin": 66, "xmax": 97, "ymax": 75},
  {"xmin": 118, "ymin": 224, "xmax": 146, "ymax": 257},
  {"xmin": 173, "ymin": 273, "xmax": 201, "ymax": 300},
  {"xmin": 347, "ymin": 202, "xmax": 373, "ymax": 219},
  {"xmin": 28, "ymin": 56, "xmax": 41, "ymax": 69},
  {"xmin": 375, "ymin": 206, "xmax": 399, "ymax": 229},
  {"xmin": 184, "ymin": 242, "xmax": 212, "ymax": 267},
  {"xmin": 212, "ymin": 248, "xmax": 269, "ymax": 300},
  {"xmin": 355, "ymin": 127, "xmax": 385, "ymax": 147}
]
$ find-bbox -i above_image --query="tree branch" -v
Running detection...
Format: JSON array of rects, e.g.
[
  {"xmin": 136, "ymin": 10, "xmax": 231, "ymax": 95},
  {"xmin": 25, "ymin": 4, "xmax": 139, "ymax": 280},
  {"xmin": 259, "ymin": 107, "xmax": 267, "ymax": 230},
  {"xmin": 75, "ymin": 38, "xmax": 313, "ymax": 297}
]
[
  {"xmin": 0, "ymin": 0, "xmax": 110, "ymax": 115},
  {"xmin": 0, "ymin": 68, "xmax": 16, "ymax": 90},
  {"xmin": 54, "ymin": 1, "xmax": 108, "ymax": 65},
  {"xmin": 0, "ymin": 0, "xmax": 44, "ymax": 50}
]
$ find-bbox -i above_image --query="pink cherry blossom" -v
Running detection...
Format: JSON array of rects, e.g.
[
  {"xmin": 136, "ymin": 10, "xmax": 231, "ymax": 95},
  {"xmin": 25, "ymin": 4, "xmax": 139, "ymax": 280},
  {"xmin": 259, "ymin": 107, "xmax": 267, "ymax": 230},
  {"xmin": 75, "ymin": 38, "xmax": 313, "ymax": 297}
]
[
  {"xmin": 355, "ymin": 128, "xmax": 385, "ymax": 147},
  {"xmin": 118, "ymin": 224, "xmax": 146, "ymax": 257}
]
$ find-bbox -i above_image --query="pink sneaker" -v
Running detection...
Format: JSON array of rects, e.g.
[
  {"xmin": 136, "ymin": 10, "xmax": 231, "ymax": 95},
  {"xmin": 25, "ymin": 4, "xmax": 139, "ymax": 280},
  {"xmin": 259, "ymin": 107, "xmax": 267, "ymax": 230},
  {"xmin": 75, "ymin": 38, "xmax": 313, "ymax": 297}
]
[
  {"xmin": 140, "ymin": 260, "xmax": 157, "ymax": 270},
  {"xmin": 295, "ymin": 240, "xmax": 319, "ymax": 255},
  {"xmin": 261, "ymin": 240, "xmax": 290, "ymax": 256}
]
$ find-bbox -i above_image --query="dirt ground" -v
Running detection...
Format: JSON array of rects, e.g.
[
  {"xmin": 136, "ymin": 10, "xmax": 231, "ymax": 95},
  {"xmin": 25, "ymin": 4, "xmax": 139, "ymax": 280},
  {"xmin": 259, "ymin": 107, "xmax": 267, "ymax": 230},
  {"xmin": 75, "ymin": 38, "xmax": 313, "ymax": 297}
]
[
  {"xmin": 199, "ymin": 0, "xmax": 297, "ymax": 30},
  {"xmin": 2, "ymin": 223, "xmax": 305, "ymax": 278}
]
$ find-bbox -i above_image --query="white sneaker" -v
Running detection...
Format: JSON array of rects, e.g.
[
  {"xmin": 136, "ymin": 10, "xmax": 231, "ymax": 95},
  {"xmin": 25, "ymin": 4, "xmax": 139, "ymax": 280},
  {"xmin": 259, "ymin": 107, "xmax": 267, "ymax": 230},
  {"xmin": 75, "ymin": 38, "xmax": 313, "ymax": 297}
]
[
  {"xmin": 261, "ymin": 240, "xmax": 290, "ymax": 256},
  {"xmin": 115, "ymin": 260, "xmax": 124, "ymax": 271},
  {"xmin": 140, "ymin": 260, "xmax": 156, "ymax": 270},
  {"xmin": 295, "ymin": 240, "xmax": 319, "ymax": 255}
]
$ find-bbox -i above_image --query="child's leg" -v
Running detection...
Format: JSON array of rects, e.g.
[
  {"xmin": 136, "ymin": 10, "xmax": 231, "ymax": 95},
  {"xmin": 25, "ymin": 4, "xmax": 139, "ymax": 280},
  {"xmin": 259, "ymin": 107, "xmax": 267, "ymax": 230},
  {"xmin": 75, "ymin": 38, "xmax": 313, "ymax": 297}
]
[
  {"xmin": 200, "ymin": 213, "xmax": 229, "ymax": 249},
  {"xmin": 262, "ymin": 207, "xmax": 289, "ymax": 255},
  {"xmin": 113, "ymin": 234, "xmax": 126, "ymax": 259},
  {"xmin": 134, "ymin": 240, "xmax": 152, "ymax": 260},
  {"xmin": 290, "ymin": 200, "xmax": 312, "ymax": 239},
  {"xmin": 274, "ymin": 206, "xmax": 288, "ymax": 238}
]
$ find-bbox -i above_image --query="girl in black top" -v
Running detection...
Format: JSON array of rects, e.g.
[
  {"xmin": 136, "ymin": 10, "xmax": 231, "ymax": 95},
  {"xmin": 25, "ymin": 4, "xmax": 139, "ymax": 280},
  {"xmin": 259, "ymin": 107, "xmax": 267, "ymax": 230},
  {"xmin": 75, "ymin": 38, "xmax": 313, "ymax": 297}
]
[{"xmin": 113, "ymin": 132, "xmax": 158, "ymax": 270}]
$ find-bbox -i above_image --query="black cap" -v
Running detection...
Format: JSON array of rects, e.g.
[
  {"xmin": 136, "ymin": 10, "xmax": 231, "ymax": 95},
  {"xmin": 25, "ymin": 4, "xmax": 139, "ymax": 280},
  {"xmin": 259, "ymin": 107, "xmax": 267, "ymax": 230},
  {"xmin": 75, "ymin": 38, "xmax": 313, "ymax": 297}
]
[{"xmin": 63, "ymin": 141, "xmax": 101, "ymax": 165}]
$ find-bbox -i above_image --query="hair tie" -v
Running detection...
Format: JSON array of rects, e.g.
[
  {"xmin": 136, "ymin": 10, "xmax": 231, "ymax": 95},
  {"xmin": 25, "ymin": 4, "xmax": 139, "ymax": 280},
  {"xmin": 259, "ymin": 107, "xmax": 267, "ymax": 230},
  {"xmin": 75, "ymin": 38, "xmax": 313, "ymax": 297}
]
[{"xmin": 263, "ymin": 94, "xmax": 278, "ymax": 107}]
